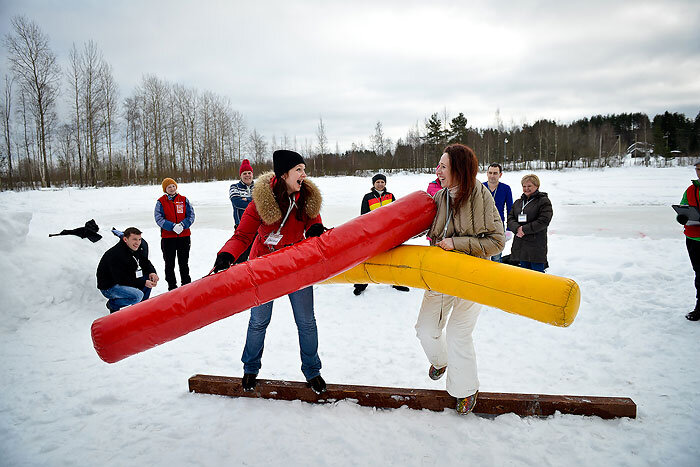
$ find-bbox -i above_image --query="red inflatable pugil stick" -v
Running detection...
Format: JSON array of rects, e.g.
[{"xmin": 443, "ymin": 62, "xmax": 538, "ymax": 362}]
[{"xmin": 91, "ymin": 190, "xmax": 436, "ymax": 363}]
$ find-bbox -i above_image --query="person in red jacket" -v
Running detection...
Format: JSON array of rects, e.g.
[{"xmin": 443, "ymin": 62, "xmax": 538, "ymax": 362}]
[
  {"xmin": 155, "ymin": 178, "xmax": 195, "ymax": 291},
  {"xmin": 676, "ymin": 161, "xmax": 700, "ymax": 321},
  {"xmin": 212, "ymin": 150, "xmax": 328, "ymax": 394}
]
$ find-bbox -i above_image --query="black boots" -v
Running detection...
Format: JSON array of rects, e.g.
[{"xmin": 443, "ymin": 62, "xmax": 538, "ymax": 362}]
[
  {"xmin": 686, "ymin": 309, "xmax": 700, "ymax": 321},
  {"xmin": 243, "ymin": 373, "xmax": 326, "ymax": 394},
  {"xmin": 242, "ymin": 373, "xmax": 257, "ymax": 392},
  {"xmin": 392, "ymin": 285, "xmax": 409, "ymax": 292},
  {"xmin": 353, "ymin": 284, "xmax": 367, "ymax": 296},
  {"xmin": 307, "ymin": 375, "xmax": 327, "ymax": 394}
]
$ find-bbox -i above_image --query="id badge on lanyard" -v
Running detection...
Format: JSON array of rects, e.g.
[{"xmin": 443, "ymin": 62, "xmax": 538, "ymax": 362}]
[
  {"xmin": 134, "ymin": 257, "xmax": 143, "ymax": 278},
  {"xmin": 264, "ymin": 232, "xmax": 283, "ymax": 246},
  {"xmin": 519, "ymin": 199, "xmax": 531, "ymax": 223},
  {"xmin": 265, "ymin": 197, "xmax": 295, "ymax": 248}
]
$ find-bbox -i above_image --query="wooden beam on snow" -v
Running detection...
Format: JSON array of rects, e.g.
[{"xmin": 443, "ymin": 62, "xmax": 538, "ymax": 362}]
[{"xmin": 188, "ymin": 374, "xmax": 636, "ymax": 419}]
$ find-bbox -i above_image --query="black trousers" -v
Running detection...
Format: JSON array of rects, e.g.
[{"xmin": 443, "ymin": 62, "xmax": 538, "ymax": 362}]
[
  {"xmin": 687, "ymin": 237, "xmax": 700, "ymax": 310},
  {"xmin": 162, "ymin": 236, "xmax": 191, "ymax": 290}
]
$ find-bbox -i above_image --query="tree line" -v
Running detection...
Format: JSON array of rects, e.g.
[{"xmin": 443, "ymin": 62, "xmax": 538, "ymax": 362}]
[{"xmin": 2, "ymin": 15, "xmax": 699, "ymax": 190}]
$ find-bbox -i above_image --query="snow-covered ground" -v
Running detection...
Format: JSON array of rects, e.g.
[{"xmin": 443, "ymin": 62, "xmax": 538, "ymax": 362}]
[{"xmin": 0, "ymin": 166, "xmax": 698, "ymax": 466}]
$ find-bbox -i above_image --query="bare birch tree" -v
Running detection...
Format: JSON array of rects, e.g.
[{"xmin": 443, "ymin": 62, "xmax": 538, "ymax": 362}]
[
  {"xmin": 5, "ymin": 15, "xmax": 61, "ymax": 187},
  {"xmin": 247, "ymin": 129, "xmax": 267, "ymax": 165},
  {"xmin": 2, "ymin": 75, "xmax": 13, "ymax": 188},
  {"xmin": 100, "ymin": 61, "xmax": 118, "ymax": 179},
  {"xmin": 316, "ymin": 117, "xmax": 328, "ymax": 174}
]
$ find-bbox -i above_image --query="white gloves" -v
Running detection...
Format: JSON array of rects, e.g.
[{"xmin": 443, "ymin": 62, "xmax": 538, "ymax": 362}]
[{"xmin": 173, "ymin": 223, "xmax": 184, "ymax": 235}]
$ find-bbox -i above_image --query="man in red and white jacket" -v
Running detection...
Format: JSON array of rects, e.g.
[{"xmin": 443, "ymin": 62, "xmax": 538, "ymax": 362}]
[{"xmin": 155, "ymin": 177, "xmax": 195, "ymax": 291}]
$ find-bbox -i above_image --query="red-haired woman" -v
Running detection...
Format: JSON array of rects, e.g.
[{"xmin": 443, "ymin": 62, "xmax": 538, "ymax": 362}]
[
  {"xmin": 212, "ymin": 150, "xmax": 328, "ymax": 395},
  {"xmin": 415, "ymin": 144, "xmax": 505, "ymax": 414}
]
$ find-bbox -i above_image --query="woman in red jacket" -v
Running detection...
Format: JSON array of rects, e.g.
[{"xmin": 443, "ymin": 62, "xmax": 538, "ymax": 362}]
[{"xmin": 212, "ymin": 150, "xmax": 328, "ymax": 394}]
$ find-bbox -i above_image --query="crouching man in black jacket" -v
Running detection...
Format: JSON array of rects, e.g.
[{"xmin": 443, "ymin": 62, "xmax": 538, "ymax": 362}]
[{"xmin": 97, "ymin": 227, "xmax": 159, "ymax": 313}]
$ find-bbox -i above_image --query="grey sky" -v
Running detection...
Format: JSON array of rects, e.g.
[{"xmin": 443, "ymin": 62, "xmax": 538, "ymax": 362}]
[{"xmin": 1, "ymin": 0, "xmax": 699, "ymax": 151}]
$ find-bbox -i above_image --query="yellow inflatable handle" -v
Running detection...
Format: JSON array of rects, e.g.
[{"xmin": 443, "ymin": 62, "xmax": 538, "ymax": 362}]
[{"xmin": 322, "ymin": 245, "xmax": 580, "ymax": 327}]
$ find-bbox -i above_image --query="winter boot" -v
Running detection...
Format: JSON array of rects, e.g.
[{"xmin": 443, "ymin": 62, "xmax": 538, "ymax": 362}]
[
  {"xmin": 392, "ymin": 285, "xmax": 409, "ymax": 292},
  {"xmin": 353, "ymin": 284, "xmax": 367, "ymax": 296},
  {"xmin": 428, "ymin": 364, "xmax": 447, "ymax": 380},
  {"xmin": 307, "ymin": 375, "xmax": 327, "ymax": 394},
  {"xmin": 242, "ymin": 373, "xmax": 257, "ymax": 392},
  {"xmin": 456, "ymin": 391, "xmax": 479, "ymax": 415},
  {"xmin": 686, "ymin": 309, "xmax": 700, "ymax": 321}
]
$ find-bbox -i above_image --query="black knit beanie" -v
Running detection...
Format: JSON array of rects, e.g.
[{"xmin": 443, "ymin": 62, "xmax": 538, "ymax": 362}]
[
  {"xmin": 273, "ymin": 150, "xmax": 305, "ymax": 177},
  {"xmin": 372, "ymin": 173, "xmax": 386, "ymax": 184}
]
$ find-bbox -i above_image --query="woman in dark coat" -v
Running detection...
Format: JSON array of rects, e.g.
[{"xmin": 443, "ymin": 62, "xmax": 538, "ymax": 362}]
[{"xmin": 507, "ymin": 174, "xmax": 553, "ymax": 272}]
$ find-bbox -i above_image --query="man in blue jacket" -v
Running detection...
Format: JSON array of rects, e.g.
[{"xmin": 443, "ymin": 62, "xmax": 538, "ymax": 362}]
[
  {"xmin": 229, "ymin": 159, "xmax": 255, "ymax": 263},
  {"xmin": 484, "ymin": 163, "xmax": 513, "ymax": 262}
]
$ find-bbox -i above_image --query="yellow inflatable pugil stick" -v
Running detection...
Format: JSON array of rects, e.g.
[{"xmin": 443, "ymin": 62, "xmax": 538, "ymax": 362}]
[{"xmin": 322, "ymin": 245, "xmax": 581, "ymax": 327}]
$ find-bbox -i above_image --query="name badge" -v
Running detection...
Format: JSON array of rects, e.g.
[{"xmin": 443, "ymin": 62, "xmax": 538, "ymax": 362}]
[
  {"xmin": 135, "ymin": 267, "xmax": 143, "ymax": 279},
  {"xmin": 518, "ymin": 214, "xmax": 527, "ymax": 223},
  {"xmin": 176, "ymin": 203, "xmax": 185, "ymax": 214},
  {"xmin": 264, "ymin": 232, "xmax": 283, "ymax": 246}
]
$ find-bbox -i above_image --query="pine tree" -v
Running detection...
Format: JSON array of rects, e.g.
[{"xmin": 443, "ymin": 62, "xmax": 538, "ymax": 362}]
[{"xmin": 449, "ymin": 112, "xmax": 469, "ymax": 144}]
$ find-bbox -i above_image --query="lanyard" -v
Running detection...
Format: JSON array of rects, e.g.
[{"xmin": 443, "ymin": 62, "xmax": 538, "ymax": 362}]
[
  {"xmin": 520, "ymin": 197, "xmax": 533, "ymax": 215},
  {"xmin": 441, "ymin": 192, "xmax": 452, "ymax": 240},
  {"xmin": 489, "ymin": 183, "xmax": 498, "ymax": 198},
  {"xmin": 275, "ymin": 196, "xmax": 296, "ymax": 235},
  {"xmin": 376, "ymin": 190, "xmax": 385, "ymax": 207}
]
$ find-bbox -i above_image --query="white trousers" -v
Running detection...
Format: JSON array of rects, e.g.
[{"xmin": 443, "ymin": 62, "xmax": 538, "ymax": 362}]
[{"xmin": 415, "ymin": 290, "xmax": 481, "ymax": 398}]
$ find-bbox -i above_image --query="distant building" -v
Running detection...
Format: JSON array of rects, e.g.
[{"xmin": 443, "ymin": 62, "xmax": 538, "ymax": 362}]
[{"xmin": 626, "ymin": 142, "xmax": 653, "ymax": 158}]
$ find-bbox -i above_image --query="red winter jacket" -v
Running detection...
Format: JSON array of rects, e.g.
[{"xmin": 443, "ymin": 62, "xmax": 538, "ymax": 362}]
[{"xmin": 218, "ymin": 172, "xmax": 322, "ymax": 260}]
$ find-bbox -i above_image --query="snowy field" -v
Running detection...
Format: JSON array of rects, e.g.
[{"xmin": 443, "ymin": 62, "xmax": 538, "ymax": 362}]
[{"xmin": 1, "ymin": 166, "xmax": 698, "ymax": 466}]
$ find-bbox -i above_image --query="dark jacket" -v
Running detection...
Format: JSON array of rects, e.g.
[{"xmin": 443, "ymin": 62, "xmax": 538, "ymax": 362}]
[
  {"xmin": 507, "ymin": 190, "xmax": 553, "ymax": 263},
  {"xmin": 218, "ymin": 172, "xmax": 322, "ymax": 261},
  {"xmin": 96, "ymin": 240, "xmax": 157, "ymax": 290},
  {"xmin": 360, "ymin": 189, "xmax": 395, "ymax": 215}
]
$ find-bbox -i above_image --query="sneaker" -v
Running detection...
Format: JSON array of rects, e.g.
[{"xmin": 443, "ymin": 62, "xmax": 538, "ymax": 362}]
[
  {"xmin": 242, "ymin": 373, "xmax": 257, "ymax": 392},
  {"xmin": 392, "ymin": 285, "xmax": 409, "ymax": 292},
  {"xmin": 456, "ymin": 391, "xmax": 479, "ymax": 415},
  {"xmin": 686, "ymin": 309, "xmax": 700, "ymax": 321},
  {"xmin": 428, "ymin": 364, "xmax": 447, "ymax": 380},
  {"xmin": 353, "ymin": 285, "xmax": 366, "ymax": 296},
  {"xmin": 307, "ymin": 375, "xmax": 327, "ymax": 394}
]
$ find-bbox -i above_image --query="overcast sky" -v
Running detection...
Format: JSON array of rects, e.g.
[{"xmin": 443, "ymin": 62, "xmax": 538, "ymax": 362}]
[{"xmin": 1, "ymin": 0, "xmax": 699, "ymax": 151}]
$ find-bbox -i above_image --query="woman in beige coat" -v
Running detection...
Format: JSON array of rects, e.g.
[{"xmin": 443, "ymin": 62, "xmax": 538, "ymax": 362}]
[{"xmin": 415, "ymin": 144, "xmax": 505, "ymax": 414}]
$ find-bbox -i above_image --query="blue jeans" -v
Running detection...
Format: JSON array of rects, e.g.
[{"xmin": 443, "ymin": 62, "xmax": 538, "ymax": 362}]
[
  {"xmin": 520, "ymin": 261, "xmax": 546, "ymax": 272},
  {"xmin": 100, "ymin": 284, "xmax": 150, "ymax": 312},
  {"xmin": 241, "ymin": 286, "xmax": 321, "ymax": 380}
]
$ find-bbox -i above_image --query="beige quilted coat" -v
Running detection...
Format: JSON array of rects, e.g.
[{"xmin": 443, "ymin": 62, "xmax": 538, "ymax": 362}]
[{"xmin": 427, "ymin": 183, "xmax": 505, "ymax": 259}]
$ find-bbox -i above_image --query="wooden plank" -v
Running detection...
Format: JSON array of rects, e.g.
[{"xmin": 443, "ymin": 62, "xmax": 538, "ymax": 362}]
[{"xmin": 188, "ymin": 374, "xmax": 636, "ymax": 419}]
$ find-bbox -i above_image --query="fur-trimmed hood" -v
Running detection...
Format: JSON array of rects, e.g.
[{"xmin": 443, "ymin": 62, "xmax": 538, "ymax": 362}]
[{"xmin": 252, "ymin": 172, "xmax": 322, "ymax": 225}]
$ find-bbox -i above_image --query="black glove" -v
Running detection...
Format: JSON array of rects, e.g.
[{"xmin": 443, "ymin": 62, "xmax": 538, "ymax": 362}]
[
  {"xmin": 677, "ymin": 214, "xmax": 689, "ymax": 225},
  {"xmin": 306, "ymin": 223, "xmax": 327, "ymax": 238},
  {"xmin": 213, "ymin": 252, "xmax": 235, "ymax": 273}
]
